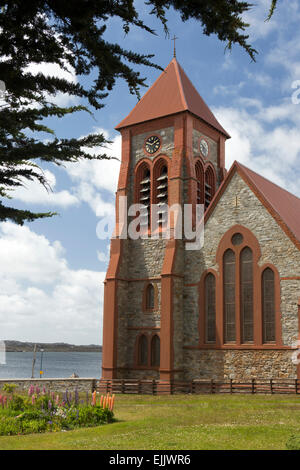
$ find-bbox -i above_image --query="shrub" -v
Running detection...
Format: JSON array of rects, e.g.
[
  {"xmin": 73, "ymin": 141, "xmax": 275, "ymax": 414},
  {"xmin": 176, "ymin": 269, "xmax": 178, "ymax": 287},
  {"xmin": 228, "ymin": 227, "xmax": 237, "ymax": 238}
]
[
  {"xmin": 0, "ymin": 389, "xmax": 115, "ymax": 436},
  {"xmin": 286, "ymin": 435, "xmax": 300, "ymax": 450},
  {"xmin": 2, "ymin": 384, "xmax": 17, "ymax": 394}
]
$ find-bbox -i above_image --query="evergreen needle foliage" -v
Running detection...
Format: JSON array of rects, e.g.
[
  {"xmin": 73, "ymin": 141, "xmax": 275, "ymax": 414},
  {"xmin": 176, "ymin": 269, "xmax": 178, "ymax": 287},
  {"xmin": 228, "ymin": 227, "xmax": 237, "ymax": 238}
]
[{"xmin": 0, "ymin": 0, "xmax": 278, "ymax": 224}]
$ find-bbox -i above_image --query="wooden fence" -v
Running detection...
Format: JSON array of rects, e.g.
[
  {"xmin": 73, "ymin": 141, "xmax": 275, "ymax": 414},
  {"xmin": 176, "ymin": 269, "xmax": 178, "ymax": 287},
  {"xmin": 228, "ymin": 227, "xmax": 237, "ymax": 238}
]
[{"xmin": 98, "ymin": 378, "xmax": 300, "ymax": 395}]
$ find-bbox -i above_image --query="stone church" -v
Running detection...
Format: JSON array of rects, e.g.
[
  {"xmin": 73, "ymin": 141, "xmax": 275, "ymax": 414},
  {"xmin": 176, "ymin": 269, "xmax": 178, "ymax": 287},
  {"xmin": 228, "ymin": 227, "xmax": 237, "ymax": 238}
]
[{"xmin": 101, "ymin": 57, "xmax": 300, "ymax": 386}]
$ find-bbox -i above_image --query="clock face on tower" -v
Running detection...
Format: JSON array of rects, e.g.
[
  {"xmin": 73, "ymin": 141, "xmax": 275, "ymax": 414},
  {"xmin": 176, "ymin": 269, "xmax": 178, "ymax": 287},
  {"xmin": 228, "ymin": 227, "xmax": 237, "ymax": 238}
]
[
  {"xmin": 145, "ymin": 135, "xmax": 161, "ymax": 155},
  {"xmin": 199, "ymin": 138, "xmax": 209, "ymax": 158}
]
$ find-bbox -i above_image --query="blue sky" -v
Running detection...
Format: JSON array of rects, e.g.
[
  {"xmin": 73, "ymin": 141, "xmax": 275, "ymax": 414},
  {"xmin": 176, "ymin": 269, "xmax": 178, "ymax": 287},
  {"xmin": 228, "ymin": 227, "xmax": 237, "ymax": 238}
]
[{"xmin": 1, "ymin": 0, "xmax": 300, "ymax": 344}]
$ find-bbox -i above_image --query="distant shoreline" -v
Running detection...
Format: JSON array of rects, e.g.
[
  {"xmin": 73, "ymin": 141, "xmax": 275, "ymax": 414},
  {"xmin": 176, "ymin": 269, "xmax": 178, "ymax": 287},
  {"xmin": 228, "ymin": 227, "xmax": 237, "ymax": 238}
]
[{"xmin": 4, "ymin": 340, "xmax": 102, "ymax": 353}]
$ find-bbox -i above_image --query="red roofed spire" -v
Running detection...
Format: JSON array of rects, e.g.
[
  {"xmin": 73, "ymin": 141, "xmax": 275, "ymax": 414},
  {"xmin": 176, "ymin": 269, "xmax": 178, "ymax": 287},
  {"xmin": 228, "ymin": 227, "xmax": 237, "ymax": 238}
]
[{"xmin": 115, "ymin": 58, "xmax": 230, "ymax": 138}]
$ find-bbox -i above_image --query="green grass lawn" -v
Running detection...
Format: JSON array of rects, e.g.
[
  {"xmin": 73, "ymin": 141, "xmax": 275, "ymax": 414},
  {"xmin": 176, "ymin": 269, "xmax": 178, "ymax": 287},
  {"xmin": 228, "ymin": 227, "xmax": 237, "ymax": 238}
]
[{"xmin": 0, "ymin": 393, "xmax": 299, "ymax": 450}]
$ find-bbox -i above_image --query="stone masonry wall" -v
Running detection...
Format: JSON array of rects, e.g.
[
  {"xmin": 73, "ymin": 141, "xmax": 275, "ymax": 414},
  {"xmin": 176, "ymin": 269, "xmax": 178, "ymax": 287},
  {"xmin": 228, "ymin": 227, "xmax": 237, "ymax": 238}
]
[
  {"xmin": 0, "ymin": 378, "xmax": 98, "ymax": 393},
  {"xmin": 183, "ymin": 171, "xmax": 300, "ymax": 380}
]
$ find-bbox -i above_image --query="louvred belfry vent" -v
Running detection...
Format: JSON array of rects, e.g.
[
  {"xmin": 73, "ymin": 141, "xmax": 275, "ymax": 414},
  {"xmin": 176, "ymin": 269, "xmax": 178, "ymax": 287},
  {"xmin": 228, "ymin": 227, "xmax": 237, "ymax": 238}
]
[
  {"xmin": 156, "ymin": 165, "xmax": 168, "ymax": 225},
  {"xmin": 139, "ymin": 169, "xmax": 151, "ymax": 227}
]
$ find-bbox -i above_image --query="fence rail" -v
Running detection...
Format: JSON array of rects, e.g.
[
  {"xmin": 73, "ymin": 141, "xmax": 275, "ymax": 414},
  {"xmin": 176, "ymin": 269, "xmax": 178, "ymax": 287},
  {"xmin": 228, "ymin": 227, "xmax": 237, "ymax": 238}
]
[{"xmin": 98, "ymin": 378, "xmax": 300, "ymax": 395}]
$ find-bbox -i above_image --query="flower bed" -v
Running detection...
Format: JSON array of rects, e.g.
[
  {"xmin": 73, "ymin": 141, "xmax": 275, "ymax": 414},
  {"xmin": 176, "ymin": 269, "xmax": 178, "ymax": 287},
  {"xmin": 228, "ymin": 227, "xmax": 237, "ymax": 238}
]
[{"xmin": 0, "ymin": 383, "xmax": 115, "ymax": 436}]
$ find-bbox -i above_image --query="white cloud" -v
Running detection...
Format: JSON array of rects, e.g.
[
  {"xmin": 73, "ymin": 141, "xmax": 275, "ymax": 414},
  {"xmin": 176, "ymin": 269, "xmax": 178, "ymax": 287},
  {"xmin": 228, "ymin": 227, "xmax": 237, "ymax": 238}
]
[
  {"xmin": 27, "ymin": 61, "xmax": 79, "ymax": 107},
  {"xmin": 214, "ymin": 101, "xmax": 300, "ymax": 196},
  {"xmin": 13, "ymin": 169, "xmax": 79, "ymax": 208},
  {"xmin": 65, "ymin": 128, "xmax": 121, "ymax": 217},
  {"xmin": 0, "ymin": 222, "xmax": 105, "ymax": 344}
]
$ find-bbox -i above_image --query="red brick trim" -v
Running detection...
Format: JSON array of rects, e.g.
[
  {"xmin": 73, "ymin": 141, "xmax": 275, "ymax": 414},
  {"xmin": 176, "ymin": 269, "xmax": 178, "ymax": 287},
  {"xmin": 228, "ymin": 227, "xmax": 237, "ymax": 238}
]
[{"xmin": 281, "ymin": 277, "xmax": 300, "ymax": 280}]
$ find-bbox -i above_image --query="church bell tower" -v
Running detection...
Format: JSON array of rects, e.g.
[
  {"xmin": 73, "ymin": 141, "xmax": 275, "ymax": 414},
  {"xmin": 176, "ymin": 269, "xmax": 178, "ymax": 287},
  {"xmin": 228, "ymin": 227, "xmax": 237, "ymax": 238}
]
[{"xmin": 101, "ymin": 57, "xmax": 230, "ymax": 387}]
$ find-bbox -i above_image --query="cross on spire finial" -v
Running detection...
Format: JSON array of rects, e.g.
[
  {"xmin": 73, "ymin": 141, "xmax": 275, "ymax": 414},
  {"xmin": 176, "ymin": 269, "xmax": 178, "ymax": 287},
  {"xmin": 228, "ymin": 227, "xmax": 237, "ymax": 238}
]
[{"xmin": 172, "ymin": 35, "xmax": 178, "ymax": 58}]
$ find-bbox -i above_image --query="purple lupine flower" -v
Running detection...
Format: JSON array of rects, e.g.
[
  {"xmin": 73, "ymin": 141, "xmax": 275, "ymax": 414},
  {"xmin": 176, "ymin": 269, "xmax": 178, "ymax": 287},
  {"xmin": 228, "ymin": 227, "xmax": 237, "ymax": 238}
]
[
  {"xmin": 42, "ymin": 386, "xmax": 46, "ymax": 395},
  {"xmin": 35, "ymin": 386, "xmax": 40, "ymax": 395},
  {"xmin": 48, "ymin": 400, "xmax": 52, "ymax": 410},
  {"xmin": 28, "ymin": 385, "xmax": 34, "ymax": 396},
  {"xmin": 68, "ymin": 391, "xmax": 72, "ymax": 403}
]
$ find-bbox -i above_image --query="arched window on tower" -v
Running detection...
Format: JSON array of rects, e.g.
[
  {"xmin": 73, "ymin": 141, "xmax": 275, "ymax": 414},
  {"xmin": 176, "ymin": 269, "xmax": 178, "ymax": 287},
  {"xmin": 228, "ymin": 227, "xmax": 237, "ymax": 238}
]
[
  {"xmin": 223, "ymin": 249, "xmax": 236, "ymax": 343},
  {"xmin": 146, "ymin": 284, "xmax": 155, "ymax": 310},
  {"xmin": 204, "ymin": 165, "xmax": 216, "ymax": 210},
  {"xmin": 151, "ymin": 335, "xmax": 160, "ymax": 367},
  {"xmin": 195, "ymin": 160, "xmax": 204, "ymax": 206},
  {"xmin": 262, "ymin": 268, "xmax": 276, "ymax": 343},
  {"xmin": 155, "ymin": 164, "xmax": 168, "ymax": 226},
  {"xmin": 138, "ymin": 335, "xmax": 148, "ymax": 366},
  {"xmin": 240, "ymin": 247, "xmax": 254, "ymax": 343},
  {"xmin": 138, "ymin": 165, "xmax": 151, "ymax": 228},
  {"xmin": 205, "ymin": 273, "xmax": 216, "ymax": 343}
]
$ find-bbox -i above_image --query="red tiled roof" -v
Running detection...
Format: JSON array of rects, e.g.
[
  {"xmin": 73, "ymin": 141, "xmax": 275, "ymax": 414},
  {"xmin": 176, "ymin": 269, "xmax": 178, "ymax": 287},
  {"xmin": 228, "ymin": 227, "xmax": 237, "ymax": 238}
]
[
  {"xmin": 205, "ymin": 161, "xmax": 300, "ymax": 249},
  {"xmin": 116, "ymin": 58, "xmax": 230, "ymax": 138}
]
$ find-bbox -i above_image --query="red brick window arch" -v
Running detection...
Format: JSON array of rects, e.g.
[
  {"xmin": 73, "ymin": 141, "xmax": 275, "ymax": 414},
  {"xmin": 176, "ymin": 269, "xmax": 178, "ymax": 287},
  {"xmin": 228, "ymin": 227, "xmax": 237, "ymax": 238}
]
[
  {"xmin": 204, "ymin": 164, "xmax": 216, "ymax": 210},
  {"xmin": 151, "ymin": 335, "xmax": 160, "ymax": 367},
  {"xmin": 198, "ymin": 225, "xmax": 283, "ymax": 348},
  {"xmin": 138, "ymin": 335, "xmax": 148, "ymax": 366}
]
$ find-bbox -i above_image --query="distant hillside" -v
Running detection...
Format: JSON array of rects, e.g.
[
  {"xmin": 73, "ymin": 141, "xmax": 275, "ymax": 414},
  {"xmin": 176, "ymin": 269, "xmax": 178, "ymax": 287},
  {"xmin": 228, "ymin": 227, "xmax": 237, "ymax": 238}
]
[{"xmin": 4, "ymin": 341, "xmax": 102, "ymax": 352}]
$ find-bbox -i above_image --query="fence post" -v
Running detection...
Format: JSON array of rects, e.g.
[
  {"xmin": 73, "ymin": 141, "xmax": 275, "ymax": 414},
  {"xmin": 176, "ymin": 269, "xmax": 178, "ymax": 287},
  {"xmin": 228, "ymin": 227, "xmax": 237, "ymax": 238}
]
[
  {"xmin": 106, "ymin": 380, "xmax": 109, "ymax": 394},
  {"xmin": 230, "ymin": 379, "xmax": 233, "ymax": 394},
  {"xmin": 211, "ymin": 379, "xmax": 215, "ymax": 394},
  {"xmin": 251, "ymin": 378, "xmax": 255, "ymax": 394},
  {"xmin": 270, "ymin": 379, "xmax": 273, "ymax": 394},
  {"xmin": 91, "ymin": 379, "xmax": 97, "ymax": 392},
  {"xmin": 296, "ymin": 379, "xmax": 298, "ymax": 394},
  {"xmin": 152, "ymin": 379, "xmax": 156, "ymax": 395},
  {"xmin": 121, "ymin": 379, "xmax": 125, "ymax": 394},
  {"xmin": 138, "ymin": 380, "xmax": 141, "ymax": 394}
]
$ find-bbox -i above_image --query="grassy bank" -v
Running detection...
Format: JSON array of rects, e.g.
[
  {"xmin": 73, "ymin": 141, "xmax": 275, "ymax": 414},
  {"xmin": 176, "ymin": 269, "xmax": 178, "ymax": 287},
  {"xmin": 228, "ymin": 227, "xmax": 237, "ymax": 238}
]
[{"xmin": 0, "ymin": 394, "xmax": 299, "ymax": 450}]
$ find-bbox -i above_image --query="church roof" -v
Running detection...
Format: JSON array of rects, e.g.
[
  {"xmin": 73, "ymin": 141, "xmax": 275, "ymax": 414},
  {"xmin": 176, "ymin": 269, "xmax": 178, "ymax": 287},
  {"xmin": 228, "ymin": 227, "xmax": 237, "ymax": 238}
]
[
  {"xmin": 206, "ymin": 161, "xmax": 300, "ymax": 250},
  {"xmin": 115, "ymin": 58, "xmax": 230, "ymax": 138}
]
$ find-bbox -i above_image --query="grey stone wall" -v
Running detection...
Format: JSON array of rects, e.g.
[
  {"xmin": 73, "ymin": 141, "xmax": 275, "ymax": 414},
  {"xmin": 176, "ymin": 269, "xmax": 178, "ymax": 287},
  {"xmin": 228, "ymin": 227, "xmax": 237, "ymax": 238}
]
[
  {"xmin": 192, "ymin": 129, "xmax": 218, "ymax": 168},
  {"xmin": 131, "ymin": 127, "xmax": 174, "ymax": 166},
  {"xmin": 0, "ymin": 378, "xmax": 97, "ymax": 393},
  {"xmin": 183, "ymin": 349, "xmax": 296, "ymax": 381},
  {"xmin": 182, "ymin": 171, "xmax": 300, "ymax": 379}
]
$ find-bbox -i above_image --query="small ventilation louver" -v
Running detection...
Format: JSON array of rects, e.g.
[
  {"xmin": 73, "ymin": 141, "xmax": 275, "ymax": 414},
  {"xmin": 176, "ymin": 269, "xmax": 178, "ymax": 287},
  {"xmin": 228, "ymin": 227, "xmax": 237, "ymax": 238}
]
[
  {"xmin": 140, "ymin": 170, "xmax": 151, "ymax": 226},
  {"xmin": 156, "ymin": 166, "xmax": 168, "ymax": 225}
]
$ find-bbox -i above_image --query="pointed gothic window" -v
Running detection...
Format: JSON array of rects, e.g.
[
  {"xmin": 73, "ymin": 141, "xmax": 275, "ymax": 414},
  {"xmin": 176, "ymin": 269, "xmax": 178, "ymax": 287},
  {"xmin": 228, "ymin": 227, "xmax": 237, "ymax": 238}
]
[
  {"xmin": 146, "ymin": 284, "xmax": 155, "ymax": 310},
  {"xmin": 138, "ymin": 335, "xmax": 148, "ymax": 366},
  {"xmin": 151, "ymin": 335, "xmax": 160, "ymax": 367},
  {"xmin": 223, "ymin": 249, "xmax": 236, "ymax": 342},
  {"xmin": 205, "ymin": 273, "xmax": 216, "ymax": 343},
  {"xmin": 240, "ymin": 247, "xmax": 254, "ymax": 342},
  {"xmin": 262, "ymin": 268, "xmax": 276, "ymax": 343},
  {"xmin": 204, "ymin": 165, "xmax": 216, "ymax": 210}
]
